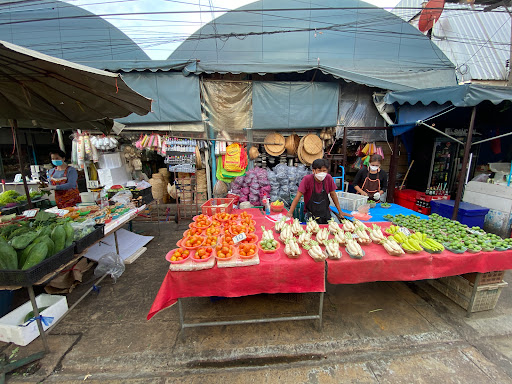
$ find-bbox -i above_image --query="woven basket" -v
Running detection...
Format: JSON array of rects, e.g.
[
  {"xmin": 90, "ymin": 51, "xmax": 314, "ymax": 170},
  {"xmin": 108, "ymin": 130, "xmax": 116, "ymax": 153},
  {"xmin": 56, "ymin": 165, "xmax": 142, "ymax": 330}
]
[
  {"xmin": 285, "ymin": 134, "xmax": 300, "ymax": 156},
  {"xmin": 264, "ymin": 133, "xmax": 285, "ymax": 156},
  {"xmin": 297, "ymin": 137, "xmax": 323, "ymax": 166},
  {"xmin": 149, "ymin": 178, "xmax": 165, "ymax": 200},
  {"xmin": 303, "ymin": 134, "xmax": 323, "ymax": 155},
  {"xmin": 196, "ymin": 170, "xmax": 207, "ymax": 192},
  {"xmin": 249, "ymin": 146, "xmax": 260, "ymax": 160}
]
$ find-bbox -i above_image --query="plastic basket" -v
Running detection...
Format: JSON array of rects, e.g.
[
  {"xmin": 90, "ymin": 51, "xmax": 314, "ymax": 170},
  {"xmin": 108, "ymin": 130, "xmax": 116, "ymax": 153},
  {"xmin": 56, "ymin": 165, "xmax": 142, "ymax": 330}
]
[
  {"xmin": 0, "ymin": 244, "xmax": 76, "ymax": 287},
  {"xmin": 74, "ymin": 224, "xmax": 105, "ymax": 254},
  {"xmin": 428, "ymin": 275, "xmax": 508, "ymax": 312},
  {"xmin": 329, "ymin": 192, "xmax": 368, "ymax": 212},
  {"xmin": 462, "ymin": 271, "xmax": 505, "ymax": 286},
  {"xmin": 201, "ymin": 198, "xmax": 235, "ymax": 216}
]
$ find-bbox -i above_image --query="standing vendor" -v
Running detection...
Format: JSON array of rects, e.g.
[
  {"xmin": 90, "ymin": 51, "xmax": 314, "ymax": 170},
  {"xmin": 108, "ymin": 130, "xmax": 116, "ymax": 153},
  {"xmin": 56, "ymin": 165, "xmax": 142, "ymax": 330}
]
[
  {"xmin": 287, "ymin": 159, "xmax": 350, "ymax": 224},
  {"xmin": 353, "ymin": 154, "xmax": 388, "ymax": 201},
  {"xmin": 41, "ymin": 149, "xmax": 81, "ymax": 208}
]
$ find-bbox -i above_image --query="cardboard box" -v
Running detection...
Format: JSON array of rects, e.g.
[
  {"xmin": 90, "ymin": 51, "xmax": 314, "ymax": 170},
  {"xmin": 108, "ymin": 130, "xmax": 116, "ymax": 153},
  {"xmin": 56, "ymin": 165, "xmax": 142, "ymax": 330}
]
[
  {"xmin": 0, "ymin": 294, "xmax": 68, "ymax": 346},
  {"xmin": 98, "ymin": 166, "xmax": 129, "ymax": 189}
]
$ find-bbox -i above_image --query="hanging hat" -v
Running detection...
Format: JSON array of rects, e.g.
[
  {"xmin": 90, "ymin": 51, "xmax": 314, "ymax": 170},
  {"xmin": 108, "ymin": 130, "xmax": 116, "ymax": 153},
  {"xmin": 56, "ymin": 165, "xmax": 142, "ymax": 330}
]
[
  {"xmin": 285, "ymin": 134, "xmax": 300, "ymax": 156},
  {"xmin": 249, "ymin": 146, "xmax": 260, "ymax": 160},
  {"xmin": 303, "ymin": 134, "xmax": 323, "ymax": 155},
  {"xmin": 264, "ymin": 132, "xmax": 285, "ymax": 156},
  {"xmin": 298, "ymin": 136, "xmax": 324, "ymax": 166}
]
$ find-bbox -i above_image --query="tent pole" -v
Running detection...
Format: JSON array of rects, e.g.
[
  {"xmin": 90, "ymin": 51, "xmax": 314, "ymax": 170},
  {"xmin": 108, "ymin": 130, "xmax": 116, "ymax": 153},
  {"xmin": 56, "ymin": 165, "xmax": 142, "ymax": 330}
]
[
  {"xmin": 342, "ymin": 127, "xmax": 347, "ymax": 167},
  {"xmin": 387, "ymin": 134, "xmax": 401, "ymax": 203},
  {"xmin": 452, "ymin": 106, "xmax": 476, "ymax": 221},
  {"xmin": 57, "ymin": 129, "xmax": 65, "ymax": 152},
  {"xmin": 12, "ymin": 120, "xmax": 32, "ymax": 209}
]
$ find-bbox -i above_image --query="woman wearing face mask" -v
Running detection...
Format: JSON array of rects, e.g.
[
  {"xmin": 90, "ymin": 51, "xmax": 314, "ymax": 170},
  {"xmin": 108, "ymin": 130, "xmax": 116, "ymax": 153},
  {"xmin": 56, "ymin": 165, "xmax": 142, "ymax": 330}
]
[
  {"xmin": 353, "ymin": 154, "xmax": 388, "ymax": 201},
  {"xmin": 287, "ymin": 159, "xmax": 350, "ymax": 224},
  {"xmin": 41, "ymin": 149, "xmax": 81, "ymax": 208}
]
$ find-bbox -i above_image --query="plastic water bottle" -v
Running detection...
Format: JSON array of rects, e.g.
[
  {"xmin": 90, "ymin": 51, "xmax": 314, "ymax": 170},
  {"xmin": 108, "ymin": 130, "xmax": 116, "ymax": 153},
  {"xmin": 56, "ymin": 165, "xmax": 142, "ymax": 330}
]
[{"xmin": 263, "ymin": 194, "xmax": 270, "ymax": 215}]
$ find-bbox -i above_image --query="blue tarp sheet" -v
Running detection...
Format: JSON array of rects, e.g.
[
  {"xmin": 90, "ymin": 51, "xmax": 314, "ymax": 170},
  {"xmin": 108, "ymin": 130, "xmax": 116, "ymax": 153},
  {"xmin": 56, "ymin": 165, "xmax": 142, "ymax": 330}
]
[
  {"xmin": 253, "ymin": 81, "xmax": 339, "ymax": 129},
  {"xmin": 330, "ymin": 203, "xmax": 429, "ymax": 222}
]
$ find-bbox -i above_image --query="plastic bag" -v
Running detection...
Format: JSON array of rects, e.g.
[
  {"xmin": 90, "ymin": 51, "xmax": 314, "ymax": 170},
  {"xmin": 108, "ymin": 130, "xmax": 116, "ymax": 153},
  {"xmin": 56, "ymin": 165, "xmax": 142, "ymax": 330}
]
[
  {"xmin": 94, "ymin": 252, "xmax": 125, "ymax": 282},
  {"xmin": 111, "ymin": 190, "xmax": 133, "ymax": 205},
  {"xmin": 70, "ymin": 219, "xmax": 96, "ymax": 240}
]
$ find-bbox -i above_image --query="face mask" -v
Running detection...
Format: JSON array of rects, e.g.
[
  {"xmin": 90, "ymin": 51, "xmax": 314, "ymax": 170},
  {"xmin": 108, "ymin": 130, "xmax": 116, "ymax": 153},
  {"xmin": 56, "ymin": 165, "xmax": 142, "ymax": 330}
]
[
  {"xmin": 315, "ymin": 172, "xmax": 327, "ymax": 181},
  {"xmin": 52, "ymin": 160, "xmax": 63, "ymax": 166},
  {"xmin": 369, "ymin": 165, "xmax": 379, "ymax": 172}
]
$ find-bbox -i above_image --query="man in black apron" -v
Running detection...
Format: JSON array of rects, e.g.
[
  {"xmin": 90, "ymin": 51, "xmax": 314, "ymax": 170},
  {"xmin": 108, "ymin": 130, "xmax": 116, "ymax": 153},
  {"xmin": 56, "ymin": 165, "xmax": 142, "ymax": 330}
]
[{"xmin": 287, "ymin": 159, "xmax": 350, "ymax": 224}]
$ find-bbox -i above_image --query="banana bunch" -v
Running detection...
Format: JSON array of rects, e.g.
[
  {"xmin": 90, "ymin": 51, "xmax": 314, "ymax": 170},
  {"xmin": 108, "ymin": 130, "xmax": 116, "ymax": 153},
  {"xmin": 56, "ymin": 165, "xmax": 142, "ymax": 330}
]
[
  {"xmin": 284, "ymin": 238, "xmax": 301, "ymax": 258},
  {"xmin": 369, "ymin": 225, "xmax": 386, "ymax": 243},
  {"xmin": 381, "ymin": 238, "xmax": 405, "ymax": 256},
  {"xmin": 325, "ymin": 239, "xmax": 342, "ymax": 259},
  {"xmin": 261, "ymin": 226, "xmax": 274, "ymax": 241},
  {"xmin": 345, "ymin": 233, "xmax": 364, "ymax": 259},
  {"xmin": 342, "ymin": 219, "xmax": 355, "ymax": 232},
  {"xmin": 333, "ymin": 230, "xmax": 346, "ymax": 244},
  {"xmin": 279, "ymin": 224, "xmax": 294, "ymax": 242},
  {"xmin": 401, "ymin": 238, "xmax": 423, "ymax": 253},
  {"xmin": 304, "ymin": 240, "xmax": 326, "ymax": 262},
  {"xmin": 354, "ymin": 227, "xmax": 371, "ymax": 245},
  {"xmin": 420, "ymin": 238, "xmax": 445, "ymax": 252},
  {"xmin": 385, "ymin": 225, "xmax": 401, "ymax": 235},
  {"xmin": 316, "ymin": 227, "xmax": 330, "ymax": 245},
  {"xmin": 297, "ymin": 230, "xmax": 312, "ymax": 245},
  {"xmin": 328, "ymin": 218, "xmax": 341, "ymax": 234},
  {"xmin": 306, "ymin": 217, "xmax": 320, "ymax": 234},
  {"xmin": 410, "ymin": 232, "xmax": 427, "ymax": 242},
  {"xmin": 274, "ymin": 217, "xmax": 287, "ymax": 233},
  {"xmin": 392, "ymin": 232, "xmax": 408, "ymax": 244},
  {"xmin": 291, "ymin": 218, "xmax": 302, "ymax": 235}
]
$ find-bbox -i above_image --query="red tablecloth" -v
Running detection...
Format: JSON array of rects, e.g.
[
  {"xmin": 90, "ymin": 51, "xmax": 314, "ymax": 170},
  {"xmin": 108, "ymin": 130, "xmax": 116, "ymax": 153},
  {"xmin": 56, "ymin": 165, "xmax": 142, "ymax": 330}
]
[
  {"xmin": 327, "ymin": 222, "xmax": 512, "ymax": 284},
  {"xmin": 147, "ymin": 209, "xmax": 325, "ymax": 320}
]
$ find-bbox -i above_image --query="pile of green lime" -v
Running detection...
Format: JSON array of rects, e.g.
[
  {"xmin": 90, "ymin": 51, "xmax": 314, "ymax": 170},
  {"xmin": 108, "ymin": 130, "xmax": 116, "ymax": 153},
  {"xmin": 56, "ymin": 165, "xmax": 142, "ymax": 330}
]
[{"xmin": 260, "ymin": 239, "xmax": 278, "ymax": 251}]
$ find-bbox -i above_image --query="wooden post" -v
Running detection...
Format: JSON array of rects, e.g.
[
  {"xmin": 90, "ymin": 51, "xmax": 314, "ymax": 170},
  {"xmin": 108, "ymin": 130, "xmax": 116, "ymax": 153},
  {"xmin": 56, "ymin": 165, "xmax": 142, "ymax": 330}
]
[
  {"xmin": 452, "ymin": 106, "xmax": 476, "ymax": 220},
  {"xmin": 342, "ymin": 127, "xmax": 348, "ymax": 167},
  {"xmin": 12, "ymin": 120, "xmax": 32, "ymax": 209},
  {"xmin": 387, "ymin": 134, "xmax": 400, "ymax": 203}
]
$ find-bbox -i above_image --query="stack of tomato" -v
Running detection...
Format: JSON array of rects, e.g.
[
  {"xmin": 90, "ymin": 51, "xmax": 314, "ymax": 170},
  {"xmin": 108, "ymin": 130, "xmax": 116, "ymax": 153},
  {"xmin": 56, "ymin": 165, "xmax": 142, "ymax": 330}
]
[
  {"xmin": 240, "ymin": 211, "xmax": 252, "ymax": 220},
  {"xmin": 183, "ymin": 235, "xmax": 205, "ymax": 249},
  {"xmin": 216, "ymin": 244, "xmax": 234, "ymax": 259},
  {"xmin": 194, "ymin": 247, "xmax": 213, "ymax": 260},
  {"xmin": 170, "ymin": 248, "xmax": 190, "ymax": 262},
  {"xmin": 194, "ymin": 215, "xmax": 212, "ymax": 229},
  {"xmin": 206, "ymin": 225, "xmax": 221, "ymax": 236},
  {"xmin": 239, "ymin": 233, "xmax": 258, "ymax": 245},
  {"xmin": 221, "ymin": 235, "xmax": 235, "ymax": 246},
  {"xmin": 185, "ymin": 227, "xmax": 203, "ymax": 237},
  {"xmin": 205, "ymin": 235, "xmax": 218, "ymax": 246},
  {"xmin": 239, "ymin": 243, "xmax": 257, "ymax": 259},
  {"xmin": 214, "ymin": 212, "xmax": 232, "ymax": 222}
]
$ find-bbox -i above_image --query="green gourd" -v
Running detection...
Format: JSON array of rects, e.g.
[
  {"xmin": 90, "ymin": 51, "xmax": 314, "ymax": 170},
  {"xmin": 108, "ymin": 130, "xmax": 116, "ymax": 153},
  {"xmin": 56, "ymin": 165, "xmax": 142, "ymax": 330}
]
[
  {"xmin": 18, "ymin": 242, "xmax": 38, "ymax": 269},
  {"xmin": 51, "ymin": 225, "xmax": 66, "ymax": 253},
  {"xmin": 64, "ymin": 222, "xmax": 74, "ymax": 248},
  {"xmin": 32, "ymin": 235, "xmax": 55, "ymax": 259},
  {"xmin": 0, "ymin": 243, "xmax": 18, "ymax": 270},
  {"xmin": 7, "ymin": 226, "xmax": 30, "ymax": 241},
  {"xmin": 22, "ymin": 243, "xmax": 48, "ymax": 270},
  {"xmin": 10, "ymin": 232, "xmax": 39, "ymax": 250}
]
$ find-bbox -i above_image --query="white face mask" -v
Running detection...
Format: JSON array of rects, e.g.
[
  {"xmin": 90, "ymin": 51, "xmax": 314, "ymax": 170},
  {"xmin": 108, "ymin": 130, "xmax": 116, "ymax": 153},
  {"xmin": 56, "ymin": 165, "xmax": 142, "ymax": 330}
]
[
  {"xmin": 369, "ymin": 165, "xmax": 379, "ymax": 172},
  {"xmin": 315, "ymin": 172, "xmax": 327, "ymax": 181}
]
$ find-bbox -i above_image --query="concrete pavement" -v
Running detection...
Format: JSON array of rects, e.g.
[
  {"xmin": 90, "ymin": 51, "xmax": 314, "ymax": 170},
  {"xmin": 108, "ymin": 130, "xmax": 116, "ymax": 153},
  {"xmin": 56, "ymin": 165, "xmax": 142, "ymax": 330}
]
[{"xmin": 2, "ymin": 220, "xmax": 512, "ymax": 383}]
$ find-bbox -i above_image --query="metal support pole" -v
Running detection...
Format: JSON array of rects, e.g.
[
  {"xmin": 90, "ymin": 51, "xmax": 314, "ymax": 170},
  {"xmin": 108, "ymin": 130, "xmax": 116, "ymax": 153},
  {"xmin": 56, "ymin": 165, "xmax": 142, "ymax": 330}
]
[
  {"xmin": 27, "ymin": 286, "xmax": 49, "ymax": 353},
  {"xmin": 452, "ymin": 107, "xmax": 476, "ymax": 220},
  {"xmin": 12, "ymin": 120, "xmax": 32, "ymax": 209},
  {"xmin": 342, "ymin": 127, "xmax": 348, "ymax": 168},
  {"xmin": 387, "ymin": 135, "xmax": 400, "ymax": 203},
  {"xmin": 318, "ymin": 292, "xmax": 324, "ymax": 331},
  {"xmin": 114, "ymin": 231, "xmax": 120, "ymax": 255},
  {"xmin": 178, "ymin": 298, "xmax": 184, "ymax": 331}
]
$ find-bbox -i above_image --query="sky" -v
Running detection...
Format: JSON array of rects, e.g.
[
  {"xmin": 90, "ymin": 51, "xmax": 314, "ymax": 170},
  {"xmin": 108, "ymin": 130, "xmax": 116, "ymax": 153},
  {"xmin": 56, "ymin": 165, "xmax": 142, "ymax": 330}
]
[{"xmin": 67, "ymin": 0, "xmax": 401, "ymax": 60}]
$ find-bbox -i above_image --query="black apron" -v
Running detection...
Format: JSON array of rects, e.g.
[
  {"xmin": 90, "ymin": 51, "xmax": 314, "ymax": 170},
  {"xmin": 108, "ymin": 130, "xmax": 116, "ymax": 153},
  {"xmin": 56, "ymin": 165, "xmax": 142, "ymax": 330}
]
[{"xmin": 305, "ymin": 178, "xmax": 331, "ymax": 224}]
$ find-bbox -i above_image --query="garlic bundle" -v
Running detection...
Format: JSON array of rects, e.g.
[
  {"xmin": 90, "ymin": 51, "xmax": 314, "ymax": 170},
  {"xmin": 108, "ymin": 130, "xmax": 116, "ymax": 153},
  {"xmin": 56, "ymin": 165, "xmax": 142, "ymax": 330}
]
[
  {"xmin": 369, "ymin": 225, "xmax": 386, "ymax": 243},
  {"xmin": 291, "ymin": 218, "xmax": 302, "ymax": 235},
  {"xmin": 279, "ymin": 224, "xmax": 294, "ymax": 242},
  {"xmin": 306, "ymin": 217, "xmax": 320, "ymax": 234},
  {"xmin": 333, "ymin": 230, "xmax": 346, "ymax": 244},
  {"xmin": 275, "ymin": 217, "xmax": 287, "ymax": 233},
  {"xmin": 328, "ymin": 218, "xmax": 340, "ymax": 234},
  {"xmin": 381, "ymin": 238, "xmax": 405, "ymax": 256},
  {"xmin": 284, "ymin": 238, "xmax": 301, "ymax": 258},
  {"xmin": 325, "ymin": 239, "xmax": 342, "ymax": 259},
  {"xmin": 345, "ymin": 233, "xmax": 364, "ymax": 259},
  {"xmin": 261, "ymin": 226, "xmax": 274, "ymax": 241},
  {"xmin": 304, "ymin": 240, "xmax": 326, "ymax": 262},
  {"xmin": 342, "ymin": 219, "xmax": 355, "ymax": 232},
  {"xmin": 297, "ymin": 230, "xmax": 311, "ymax": 245},
  {"xmin": 316, "ymin": 227, "xmax": 330, "ymax": 245}
]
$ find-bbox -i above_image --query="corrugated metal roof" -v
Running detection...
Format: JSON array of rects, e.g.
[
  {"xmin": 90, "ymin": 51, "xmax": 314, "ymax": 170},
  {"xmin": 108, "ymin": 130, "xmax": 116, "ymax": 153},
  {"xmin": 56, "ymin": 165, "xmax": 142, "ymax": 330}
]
[{"xmin": 393, "ymin": 0, "xmax": 510, "ymax": 81}]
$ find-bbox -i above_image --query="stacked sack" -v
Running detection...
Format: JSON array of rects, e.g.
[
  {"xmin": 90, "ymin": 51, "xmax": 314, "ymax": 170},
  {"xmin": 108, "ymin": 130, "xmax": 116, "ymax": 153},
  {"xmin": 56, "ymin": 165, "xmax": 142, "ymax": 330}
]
[
  {"xmin": 231, "ymin": 167, "xmax": 271, "ymax": 207},
  {"xmin": 267, "ymin": 164, "xmax": 310, "ymax": 205}
]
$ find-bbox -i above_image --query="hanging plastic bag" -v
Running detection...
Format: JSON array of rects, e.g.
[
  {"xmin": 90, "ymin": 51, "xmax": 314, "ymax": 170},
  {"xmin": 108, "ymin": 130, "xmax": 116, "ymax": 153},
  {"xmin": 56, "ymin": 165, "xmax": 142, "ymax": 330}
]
[{"xmin": 94, "ymin": 252, "xmax": 125, "ymax": 282}]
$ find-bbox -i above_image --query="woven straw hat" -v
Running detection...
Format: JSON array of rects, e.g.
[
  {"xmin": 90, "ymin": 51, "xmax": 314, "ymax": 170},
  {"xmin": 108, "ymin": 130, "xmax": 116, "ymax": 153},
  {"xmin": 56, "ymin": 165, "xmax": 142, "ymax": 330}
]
[
  {"xmin": 285, "ymin": 134, "xmax": 300, "ymax": 156},
  {"xmin": 264, "ymin": 133, "xmax": 285, "ymax": 156},
  {"xmin": 303, "ymin": 134, "xmax": 323, "ymax": 155},
  {"xmin": 249, "ymin": 146, "xmax": 260, "ymax": 160},
  {"xmin": 298, "ymin": 136, "xmax": 324, "ymax": 166}
]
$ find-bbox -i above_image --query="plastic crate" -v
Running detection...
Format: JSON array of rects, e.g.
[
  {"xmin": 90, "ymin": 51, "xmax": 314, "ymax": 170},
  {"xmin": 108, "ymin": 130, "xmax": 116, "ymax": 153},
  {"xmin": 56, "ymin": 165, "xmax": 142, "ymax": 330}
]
[
  {"xmin": 430, "ymin": 200, "xmax": 490, "ymax": 228},
  {"xmin": 201, "ymin": 198, "xmax": 235, "ymax": 216},
  {"xmin": 74, "ymin": 224, "xmax": 105, "ymax": 254},
  {"xmin": 462, "ymin": 271, "xmax": 506, "ymax": 286},
  {"xmin": 428, "ymin": 275, "xmax": 508, "ymax": 312},
  {"xmin": 394, "ymin": 189, "xmax": 419, "ymax": 210},
  {"xmin": 0, "ymin": 244, "xmax": 76, "ymax": 287},
  {"xmin": 329, "ymin": 192, "xmax": 368, "ymax": 212}
]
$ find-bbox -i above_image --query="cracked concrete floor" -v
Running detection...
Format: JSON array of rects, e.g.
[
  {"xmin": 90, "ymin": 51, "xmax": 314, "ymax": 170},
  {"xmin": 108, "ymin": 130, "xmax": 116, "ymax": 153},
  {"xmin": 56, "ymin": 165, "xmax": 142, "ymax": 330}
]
[{"xmin": 2, "ymin": 221, "xmax": 512, "ymax": 383}]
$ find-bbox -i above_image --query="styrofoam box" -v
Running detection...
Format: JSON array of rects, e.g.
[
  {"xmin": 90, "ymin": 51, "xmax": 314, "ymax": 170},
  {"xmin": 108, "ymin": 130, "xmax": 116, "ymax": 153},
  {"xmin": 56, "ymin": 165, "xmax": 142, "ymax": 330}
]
[
  {"xmin": 0, "ymin": 294, "xmax": 68, "ymax": 346},
  {"xmin": 98, "ymin": 166, "xmax": 129, "ymax": 189},
  {"xmin": 98, "ymin": 152, "xmax": 124, "ymax": 169}
]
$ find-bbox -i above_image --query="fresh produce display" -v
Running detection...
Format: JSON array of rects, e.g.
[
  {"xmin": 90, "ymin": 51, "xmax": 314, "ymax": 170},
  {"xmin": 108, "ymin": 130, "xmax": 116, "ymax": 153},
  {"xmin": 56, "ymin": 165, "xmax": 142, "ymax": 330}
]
[
  {"xmin": 284, "ymin": 238, "xmax": 301, "ymax": 258},
  {"xmin": 240, "ymin": 211, "xmax": 252, "ymax": 220},
  {"xmin": 297, "ymin": 230, "xmax": 311, "ymax": 245},
  {"xmin": 385, "ymin": 225, "xmax": 401, "ymax": 235},
  {"xmin": 306, "ymin": 217, "xmax": 320, "ymax": 234},
  {"xmin": 303, "ymin": 240, "xmax": 326, "ymax": 262},
  {"xmin": 214, "ymin": 212, "xmax": 232, "ymax": 222},
  {"xmin": 345, "ymin": 233, "xmax": 364, "ymax": 259},
  {"xmin": 270, "ymin": 200, "xmax": 284, "ymax": 212},
  {"xmin": 169, "ymin": 248, "xmax": 189, "ymax": 262},
  {"xmin": 194, "ymin": 247, "xmax": 213, "ymax": 260},
  {"xmin": 0, "ymin": 190, "xmax": 19, "ymax": 207},
  {"xmin": 215, "ymin": 244, "xmax": 235, "ymax": 259},
  {"xmin": 401, "ymin": 238, "xmax": 423, "ymax": 253},
  {"xmin": 381, "ymin": 203, "xmax": 391, "ymax": 208},
  {"xmin": 444, "ymin": 241, "xmax": 467, "ymax": 253},
  {"xmin": 325, "ymin": 239, "xmax": 342, "ymax": 259},
  {"xmin": 274, "ymin": 217, "xmax": 287, "ymax": 233},
  {"xmin": 239, "ymin": 243, "xmax": 257, "ymax": 258},
  {"xmin": 291, "ymin": 219, "xmax": 302, "ymax": 235},
  {"xmin": 261, "ymin": 227, "xmax": 274, "ymax": 241},
  {"xmin": 328, "ymin": 218, "xmax": 341, "ymax": 234},
  {"xmin": 342, "ymin": 219, "xmax": 355, "ymax": 232},
  {"xmin": 259, "ymin": 238, "xmax": 278, "ymax": 252},
  {"xmin": 194, "ymin": 215, "xmax": 212, "ymax": 229},
  {"xmin": 182, "ymin": 235, "xmax": 205, "ymax": 249},
  {"xmin": 221, "ymin": 235, "xmax": 235, "ymax": 246},
  {"xmin": 205, "ymin": 236, "xmax": 219, "ymax": 247},
  {"xmin": 381, "ymin": 237, "xmax": 405, "ymax": 256},
  {"xmin": 354, "ymin": 226, "xmax": 371, "ymax": 245},
  {"xmin": 420, "ymin": 238, "xmax": 445, "ymax": 253},
  {"xmin": 333, "ymin": 230, "xmax": 346, "ymax": 244},
  {"xmin": 368, "ymin": 225, "xmax": 386, "ymax": 243},
  {"xmin": 279, "ymin": 224, "xmax": 294, "ymax": 242},
  {"xmin": 239, "ymin": 233, "xmax": 258, "ymax": 245},
  {"xmin": 186, "ymin": 227, "xmax": 204, "ymax": 237},
  {"xmin": 315, "ymin": 227, "xmax": 330, "ymax": 245}
]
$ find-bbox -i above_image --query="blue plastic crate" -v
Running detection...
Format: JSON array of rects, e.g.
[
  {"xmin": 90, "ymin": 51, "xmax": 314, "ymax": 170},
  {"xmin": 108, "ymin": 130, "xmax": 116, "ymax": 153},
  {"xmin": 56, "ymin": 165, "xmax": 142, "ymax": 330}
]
[{"xmin": 430, "ymin": 200, "xmax": 489, "ymax": 228}]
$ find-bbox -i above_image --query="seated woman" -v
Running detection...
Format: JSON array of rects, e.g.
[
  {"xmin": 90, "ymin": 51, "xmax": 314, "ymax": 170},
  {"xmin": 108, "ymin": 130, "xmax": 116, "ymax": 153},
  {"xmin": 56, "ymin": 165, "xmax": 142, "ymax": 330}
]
[{"xmin": 353, "ymin": 154, "xmax": 388, "ymax": 201}]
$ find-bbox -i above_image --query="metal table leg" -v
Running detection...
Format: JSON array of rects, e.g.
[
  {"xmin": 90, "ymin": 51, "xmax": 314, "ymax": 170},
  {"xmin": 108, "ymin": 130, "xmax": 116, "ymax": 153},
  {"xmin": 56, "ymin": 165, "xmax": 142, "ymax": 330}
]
[
  {"xmin": 27, "ymin": 286, "xmax": 49, "ymax": 353},
  {"xmin": 178, "ymin": 298, "xmax": 184, "ymax": 331},
  {"xmin": 318, "ymin": 292, "xmax": 324, "ymax": 331},
  {"xmin": 114, "ymin": 231, "xmax": 120, "ymax": 255}
]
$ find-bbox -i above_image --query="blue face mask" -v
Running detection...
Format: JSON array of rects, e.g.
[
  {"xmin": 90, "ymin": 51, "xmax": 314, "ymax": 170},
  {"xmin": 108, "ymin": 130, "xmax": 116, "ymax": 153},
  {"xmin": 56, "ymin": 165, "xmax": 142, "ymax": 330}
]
[{"xmin": 52, "ymin": 160, "xmax": 63, "ymax": 166}]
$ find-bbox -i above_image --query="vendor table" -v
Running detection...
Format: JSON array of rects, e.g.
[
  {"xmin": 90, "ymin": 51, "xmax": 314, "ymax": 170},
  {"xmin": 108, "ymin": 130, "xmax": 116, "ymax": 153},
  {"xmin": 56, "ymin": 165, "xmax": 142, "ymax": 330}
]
[
  {"xmin": 330, "ymin": 203, "xmax": 429, "ymax": 222},
  {"xmin": 148, "ymin": 209, "xmax": 326, "ymax": 329}
]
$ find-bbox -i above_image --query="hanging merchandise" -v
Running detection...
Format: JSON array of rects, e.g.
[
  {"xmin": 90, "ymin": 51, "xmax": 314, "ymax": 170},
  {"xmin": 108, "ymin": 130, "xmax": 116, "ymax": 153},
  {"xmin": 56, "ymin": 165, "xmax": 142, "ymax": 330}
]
[
  {"xmin": 77, "ymin": 134, "xmax": 85, "ymax": 169},
  {"xmin": 249, "ymin": 146, "xmax": 260, "ymax": 160},
  {"xmin": 230, "ymin": 167, "xmax": 271, "ymax": 206},
  {"xmin": 223, "ymin": 143, "xmax": 248, "ymax": 173},
  {"xmin": 267, "ymin": 164, "xmax": 310, "ymax": 205},
  {"xmin": 90, "ymin": 135, "xmax": 118, "ymax": 151}
]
